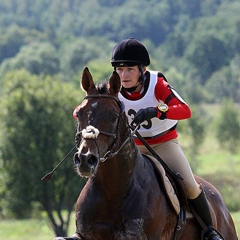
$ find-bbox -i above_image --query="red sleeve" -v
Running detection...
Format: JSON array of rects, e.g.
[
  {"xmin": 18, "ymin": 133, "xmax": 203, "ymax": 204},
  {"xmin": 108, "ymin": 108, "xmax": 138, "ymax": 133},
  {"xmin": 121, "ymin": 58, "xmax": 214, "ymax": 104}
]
[{"xmin": 154, "ymin": 77, "xmax": 191, "ymax": 120}]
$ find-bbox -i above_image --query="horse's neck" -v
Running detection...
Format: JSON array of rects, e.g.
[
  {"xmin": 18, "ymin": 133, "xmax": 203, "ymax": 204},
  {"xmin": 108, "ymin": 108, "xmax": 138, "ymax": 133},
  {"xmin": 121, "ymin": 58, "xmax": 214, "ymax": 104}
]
[{"xmin": 93, "ymin": 139, "xmax": 139, "ymax": 201}]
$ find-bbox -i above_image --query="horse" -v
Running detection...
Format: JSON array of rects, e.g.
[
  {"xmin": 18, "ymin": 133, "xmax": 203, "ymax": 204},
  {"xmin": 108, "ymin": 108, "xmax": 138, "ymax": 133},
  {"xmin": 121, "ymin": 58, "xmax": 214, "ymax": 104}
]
[{"xmin": 54, "ymin": 67, "xmax": 238, "ymax": 240}]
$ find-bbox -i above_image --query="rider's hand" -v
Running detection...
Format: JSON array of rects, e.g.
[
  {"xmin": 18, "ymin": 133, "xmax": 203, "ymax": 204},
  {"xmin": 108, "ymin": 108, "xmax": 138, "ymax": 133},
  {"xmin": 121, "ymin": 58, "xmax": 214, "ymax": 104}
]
[{"xmin": 132, "ymin": 107, "xmax": 157, "ymax": 126}]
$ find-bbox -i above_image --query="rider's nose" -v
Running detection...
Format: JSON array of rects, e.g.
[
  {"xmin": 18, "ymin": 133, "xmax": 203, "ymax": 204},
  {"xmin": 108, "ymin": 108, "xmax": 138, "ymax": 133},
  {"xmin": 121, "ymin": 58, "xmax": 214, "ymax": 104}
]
[
  {"xmin": 123, "ymin": 70, "xmax": 129, "ymax": 78},
  {"xmin": 119, "ymin": 70, "xmax": 128, "ymax": 79}
]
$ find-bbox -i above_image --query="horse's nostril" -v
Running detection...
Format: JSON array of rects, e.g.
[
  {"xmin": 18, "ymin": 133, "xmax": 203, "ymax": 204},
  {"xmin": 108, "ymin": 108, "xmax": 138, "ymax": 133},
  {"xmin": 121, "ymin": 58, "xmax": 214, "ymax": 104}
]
[{"xmin": 88, "ymin": 155, "xmax": 98, "ymax": 167}]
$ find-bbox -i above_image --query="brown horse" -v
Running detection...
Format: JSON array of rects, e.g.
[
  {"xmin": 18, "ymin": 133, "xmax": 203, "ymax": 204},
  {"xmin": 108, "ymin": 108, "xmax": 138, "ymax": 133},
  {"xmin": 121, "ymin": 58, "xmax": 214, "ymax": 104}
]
[{"xmin": 54, "ymin": 67, "xmax": 238, "ymax": 240}]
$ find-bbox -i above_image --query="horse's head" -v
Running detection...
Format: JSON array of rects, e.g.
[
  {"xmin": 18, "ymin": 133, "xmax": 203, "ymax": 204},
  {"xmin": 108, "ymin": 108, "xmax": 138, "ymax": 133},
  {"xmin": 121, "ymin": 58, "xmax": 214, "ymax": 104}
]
[{"xmin": 73, "ymin": 67, "xmax": 127, "ymax": 178}]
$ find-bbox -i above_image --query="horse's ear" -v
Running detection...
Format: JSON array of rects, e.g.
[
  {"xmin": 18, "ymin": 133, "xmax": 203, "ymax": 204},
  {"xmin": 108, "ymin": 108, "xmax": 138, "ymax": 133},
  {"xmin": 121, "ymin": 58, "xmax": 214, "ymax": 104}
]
[
  {"xmin": 81, "ymin": 67, "xmax": 96, "ymax": 93},
  {"xmin": 109, "ymin": 71, "xmax": 121, "ymax": 94}
]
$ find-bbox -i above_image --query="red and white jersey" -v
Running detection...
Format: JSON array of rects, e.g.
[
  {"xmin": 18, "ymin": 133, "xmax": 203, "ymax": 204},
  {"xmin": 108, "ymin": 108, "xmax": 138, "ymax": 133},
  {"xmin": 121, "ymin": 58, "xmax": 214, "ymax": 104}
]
[{"xmin": 119, "ymin": 71, "xmax": 177, "ymax": 137}]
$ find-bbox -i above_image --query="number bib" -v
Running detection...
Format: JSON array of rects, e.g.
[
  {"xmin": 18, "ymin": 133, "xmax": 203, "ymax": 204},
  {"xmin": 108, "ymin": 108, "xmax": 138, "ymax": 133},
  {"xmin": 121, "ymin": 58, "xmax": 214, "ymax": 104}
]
[{"xmin": 119, "ymin": 71, "xmax": 177, "ymax": 138}]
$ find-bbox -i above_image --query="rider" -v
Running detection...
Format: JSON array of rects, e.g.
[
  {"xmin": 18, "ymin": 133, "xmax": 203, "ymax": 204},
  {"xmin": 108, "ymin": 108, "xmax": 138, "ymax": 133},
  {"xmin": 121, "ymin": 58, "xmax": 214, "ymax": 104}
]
[{"xmin": 110, "ymin": 38, "xmax": 224, "ymax": 240}]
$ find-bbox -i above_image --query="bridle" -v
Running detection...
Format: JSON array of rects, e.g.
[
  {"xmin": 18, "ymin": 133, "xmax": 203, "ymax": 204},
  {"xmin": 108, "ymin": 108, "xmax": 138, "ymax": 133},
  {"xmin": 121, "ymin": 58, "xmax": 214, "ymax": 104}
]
[{"xmin": 76, "ymin": 94, "xmax": 133, "ymax": 162}]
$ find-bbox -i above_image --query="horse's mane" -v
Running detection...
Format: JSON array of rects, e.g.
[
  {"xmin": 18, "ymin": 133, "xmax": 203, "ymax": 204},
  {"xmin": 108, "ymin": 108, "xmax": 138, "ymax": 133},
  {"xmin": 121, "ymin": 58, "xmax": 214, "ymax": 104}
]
[{"xmin": 96, "ymin": 81, "xmax": 108, "ymax": 94}]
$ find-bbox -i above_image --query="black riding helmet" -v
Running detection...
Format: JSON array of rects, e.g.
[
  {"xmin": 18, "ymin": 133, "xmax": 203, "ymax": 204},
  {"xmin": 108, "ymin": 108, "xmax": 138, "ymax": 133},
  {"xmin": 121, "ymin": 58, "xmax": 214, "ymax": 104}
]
[
  {"xmin": 111, "ymin": 38, "xmax": 150, "ymax": 92},
  {"xmin": 111, "ymin": 38, "xmax": 150, "ymax": 67}
]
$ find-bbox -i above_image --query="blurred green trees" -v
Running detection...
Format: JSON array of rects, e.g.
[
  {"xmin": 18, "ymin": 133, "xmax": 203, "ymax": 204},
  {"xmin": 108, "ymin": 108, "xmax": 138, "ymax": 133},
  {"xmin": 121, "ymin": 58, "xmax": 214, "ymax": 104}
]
[
  {"xmin": 0, "ymin": 69, "xmax": 85, "ymax": 236},
  {"xmin": 0, "ymin": 0, "xmax": 238, "ymax": 105},
  {"xmin": 216, "ymin": 99, "xmax": 240, "ymax": 161}
]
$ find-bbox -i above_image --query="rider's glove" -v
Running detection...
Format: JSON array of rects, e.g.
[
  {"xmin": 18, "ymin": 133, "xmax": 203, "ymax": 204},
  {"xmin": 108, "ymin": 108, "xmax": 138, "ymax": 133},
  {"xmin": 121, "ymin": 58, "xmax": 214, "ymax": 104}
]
[{"xmin": 132, "ymin": 107, "xmax": 157, "ymax": 126}]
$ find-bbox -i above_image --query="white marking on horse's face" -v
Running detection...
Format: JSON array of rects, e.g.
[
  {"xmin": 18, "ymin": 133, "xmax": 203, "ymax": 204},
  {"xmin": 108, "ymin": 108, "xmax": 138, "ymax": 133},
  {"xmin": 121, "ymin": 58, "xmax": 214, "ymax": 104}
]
[{"xmin": 91, "ymin": 102, "xmax": 98, "ymax": 109}]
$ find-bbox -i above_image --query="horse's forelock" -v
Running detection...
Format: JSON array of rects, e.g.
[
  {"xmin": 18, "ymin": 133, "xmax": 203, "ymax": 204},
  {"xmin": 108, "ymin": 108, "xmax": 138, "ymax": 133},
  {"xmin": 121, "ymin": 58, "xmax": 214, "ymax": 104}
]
[{"xmin": 96, "ymin": 81, "xmax": 108, "ymax": 94}]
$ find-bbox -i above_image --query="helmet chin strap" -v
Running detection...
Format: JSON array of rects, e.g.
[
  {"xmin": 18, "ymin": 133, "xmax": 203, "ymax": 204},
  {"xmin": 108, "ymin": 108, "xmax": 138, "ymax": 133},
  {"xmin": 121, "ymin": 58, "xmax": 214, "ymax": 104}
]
[{"xmin": 122, "ymin": 82, "xmax": 142, "ymax": 93}]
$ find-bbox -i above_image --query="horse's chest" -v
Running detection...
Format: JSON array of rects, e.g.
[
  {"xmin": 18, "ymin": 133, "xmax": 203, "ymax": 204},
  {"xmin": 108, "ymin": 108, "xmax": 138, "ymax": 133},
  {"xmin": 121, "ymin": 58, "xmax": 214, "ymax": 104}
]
[
  {"xmin": 76, "ymin": 214, "xmax": 148, "ymax": 240},
  {"xmin": 75, "ymin": 193, "xmax": 163, "ymax": 240}
]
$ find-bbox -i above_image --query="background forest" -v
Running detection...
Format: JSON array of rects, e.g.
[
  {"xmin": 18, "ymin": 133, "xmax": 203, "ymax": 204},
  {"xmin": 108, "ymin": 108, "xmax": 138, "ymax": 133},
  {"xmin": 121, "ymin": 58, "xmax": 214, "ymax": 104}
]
[{"xmin": 0, "ymin": 0, "xmax": 239, "ymax": 238}]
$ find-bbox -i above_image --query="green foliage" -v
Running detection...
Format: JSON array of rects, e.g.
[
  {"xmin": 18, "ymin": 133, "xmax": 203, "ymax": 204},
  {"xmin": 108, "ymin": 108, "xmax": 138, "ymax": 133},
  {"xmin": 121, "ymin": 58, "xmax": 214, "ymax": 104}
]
[
  {"xmin": 0, "ymin": 0, "xmax": 238, "ymax": 104},
  {"xmin": 0, "ymin": 24, "xmax": 49, "ymax": 64},
  {"xmin": 185, "ymin": 34, "xmax": 230, "ymax": 81},
  {"xmin": 0, "ymin": 25, "xmax": 26, "ymax": 63},
  {"xmin": 185, "ymin": 106, "xmax": 206, "ymax": 173},
  {"xmin": 0, "ymin": 42, "xmax": 59, "ymax": 76},
  {"xmin": 86, "ymin": 59, "xmax": 114, "ymax": 83},
  {"xmin": 215, "ymin": 99, "xmax": 240, "ymax": 154},
  {"xmin": 206, "ymin": 55, "xmax": 240, "ymax": 103},
  {"xmin": 59, "ymin": 37, "xmax": 113, "ymax": 81},
  {"xmin": 185, "ymin": 83, "xmax": 211, "ymax": 104},
  {"xmin": 0, "ymin": 69, "xmax": 85, "ymax": 235}
]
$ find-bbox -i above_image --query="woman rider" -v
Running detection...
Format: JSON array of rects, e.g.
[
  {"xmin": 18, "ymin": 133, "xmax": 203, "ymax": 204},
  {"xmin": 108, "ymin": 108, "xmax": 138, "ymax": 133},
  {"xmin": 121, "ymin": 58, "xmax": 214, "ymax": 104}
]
[{"xmin": 110, "ymin": 38, "xmax": 224, "ymax": 240}]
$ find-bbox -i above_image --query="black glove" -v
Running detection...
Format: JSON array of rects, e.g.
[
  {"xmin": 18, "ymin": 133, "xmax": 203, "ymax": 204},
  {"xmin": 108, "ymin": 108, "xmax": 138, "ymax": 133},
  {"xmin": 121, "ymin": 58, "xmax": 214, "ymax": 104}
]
[{"xmin": 132, "ymin": 107, "xmax": 157, "ymax": 126}]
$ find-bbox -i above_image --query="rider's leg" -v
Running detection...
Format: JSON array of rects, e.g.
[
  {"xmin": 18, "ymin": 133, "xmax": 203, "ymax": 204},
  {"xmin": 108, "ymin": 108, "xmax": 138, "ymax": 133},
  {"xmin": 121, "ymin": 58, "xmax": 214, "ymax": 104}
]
[
  {"xmin": 138, "ymin": 138, "xmax": 200, "ymax": 198},
  {"xmin": 137, "ymin": 138, "xmax": 224, "ymax": 240}
]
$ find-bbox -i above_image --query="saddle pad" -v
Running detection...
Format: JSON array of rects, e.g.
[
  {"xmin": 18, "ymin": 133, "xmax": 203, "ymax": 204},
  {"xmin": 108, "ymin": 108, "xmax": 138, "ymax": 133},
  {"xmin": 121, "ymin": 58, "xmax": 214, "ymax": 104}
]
[{"xmin": 144, "ymin": 154, "xmax": 180, "ymax": 215}]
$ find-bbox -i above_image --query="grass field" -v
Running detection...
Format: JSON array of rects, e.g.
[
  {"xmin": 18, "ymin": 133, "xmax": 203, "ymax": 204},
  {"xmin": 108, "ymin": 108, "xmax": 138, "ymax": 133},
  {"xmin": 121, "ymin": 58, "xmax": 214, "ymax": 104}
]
[
  {"xmin": 232, "ymin": 211, "xmax": 240, "ymax": 237},
  {"xmin": 0, "ymin": 211, "xmax": 239, "ymax": 239}
]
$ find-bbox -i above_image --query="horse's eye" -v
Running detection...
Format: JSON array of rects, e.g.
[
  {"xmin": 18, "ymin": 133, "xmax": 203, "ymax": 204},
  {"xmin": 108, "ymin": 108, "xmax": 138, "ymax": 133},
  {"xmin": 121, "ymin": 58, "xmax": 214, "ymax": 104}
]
[{"xmin": 110, "ymin": 113, "xmax": 119, "ymax": 122}]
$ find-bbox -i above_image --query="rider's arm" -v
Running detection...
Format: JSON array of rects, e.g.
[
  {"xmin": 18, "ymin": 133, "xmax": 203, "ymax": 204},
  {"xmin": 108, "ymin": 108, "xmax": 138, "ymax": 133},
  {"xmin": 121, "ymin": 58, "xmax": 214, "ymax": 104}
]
[{"xmin": 154, "ymin": 77, "xmax": 191, "ymax": 120}]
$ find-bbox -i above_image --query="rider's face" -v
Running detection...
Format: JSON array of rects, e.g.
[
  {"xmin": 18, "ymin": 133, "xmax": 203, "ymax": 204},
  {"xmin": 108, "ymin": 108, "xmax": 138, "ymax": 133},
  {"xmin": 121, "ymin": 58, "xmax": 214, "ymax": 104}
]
[{"xmin": 115, "ymin": 66, "xmax": 142, "ymax": 89}]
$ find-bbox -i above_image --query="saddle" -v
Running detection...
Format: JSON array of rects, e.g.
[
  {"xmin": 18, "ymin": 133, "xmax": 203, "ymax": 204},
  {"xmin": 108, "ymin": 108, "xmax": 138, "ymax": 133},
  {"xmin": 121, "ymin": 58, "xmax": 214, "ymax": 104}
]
[
  {"xmin": 134, "ymin": 130, "xmax": 189, "ymax": 211},
  {"xmin": 144, "ymin": 154, "xmax": 183, "ymax": 215},
  {"xmin": 144, "ymin": 154, "xmax": 189, "ymax": 240}
]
